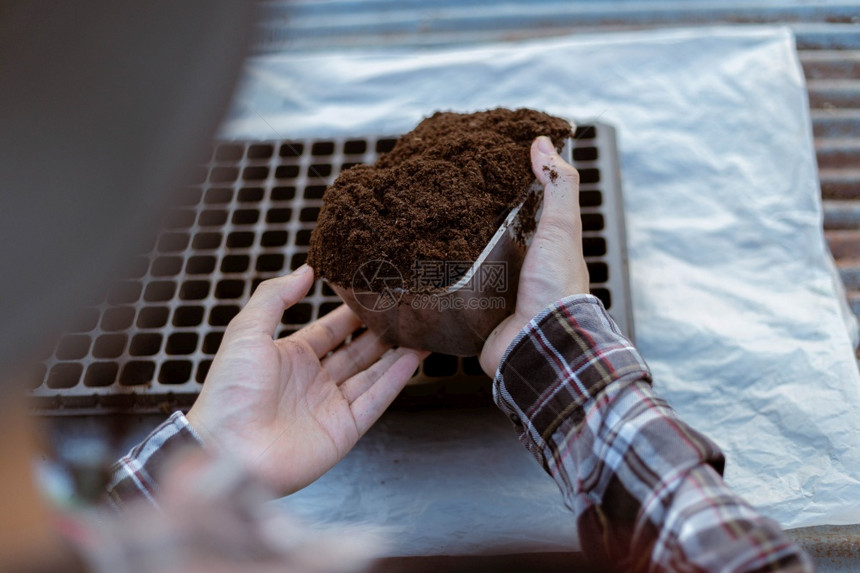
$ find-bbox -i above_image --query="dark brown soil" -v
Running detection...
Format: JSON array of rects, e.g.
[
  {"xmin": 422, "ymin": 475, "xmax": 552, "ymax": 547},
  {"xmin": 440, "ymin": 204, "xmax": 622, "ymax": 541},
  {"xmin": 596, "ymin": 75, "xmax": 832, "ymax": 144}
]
[
  {"xmin": 307, "ymin": 108, "xmax": 571, "ymax": 289},
  {"xmin": 543, "ymin": 165, "xmax": 559, "ymax": 183}
]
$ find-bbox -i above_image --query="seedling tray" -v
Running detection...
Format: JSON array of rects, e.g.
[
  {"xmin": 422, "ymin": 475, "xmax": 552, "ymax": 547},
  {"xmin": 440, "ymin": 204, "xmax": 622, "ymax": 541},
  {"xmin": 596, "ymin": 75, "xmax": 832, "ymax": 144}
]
[{"xmin": 32, "ymin": 123, "xmax": 632, "ymax": 414}]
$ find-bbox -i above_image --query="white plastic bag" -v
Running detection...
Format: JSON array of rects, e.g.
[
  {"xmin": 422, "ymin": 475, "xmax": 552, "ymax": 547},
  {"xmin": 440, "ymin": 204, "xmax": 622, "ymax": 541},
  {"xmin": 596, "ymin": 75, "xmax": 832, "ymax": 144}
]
[{"xmin": 222, "ymin": 26, "xmax": 860, "ymax": 554}]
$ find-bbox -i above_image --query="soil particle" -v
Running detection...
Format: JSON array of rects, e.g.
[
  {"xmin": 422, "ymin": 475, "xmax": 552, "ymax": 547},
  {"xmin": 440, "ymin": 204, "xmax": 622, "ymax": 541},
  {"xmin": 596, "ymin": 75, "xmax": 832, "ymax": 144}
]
[
  {"xmin": 308, "ymin": 108, "xmax": 571, "ymax": 288},
  {"xmin": 542, "ymin": 165, "xmax": 559, "ymax": 183}
]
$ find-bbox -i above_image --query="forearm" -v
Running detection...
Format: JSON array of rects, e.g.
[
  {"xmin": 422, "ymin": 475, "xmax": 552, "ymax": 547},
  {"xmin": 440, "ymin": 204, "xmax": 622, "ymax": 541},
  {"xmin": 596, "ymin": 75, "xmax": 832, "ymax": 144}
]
[
  {"xmin": 573, "ymin": 378, "xmax": 808, "ymax": 571},
  {"xmin": 494, "ymin": 295, "xmax": 812, "ymax": 572}
]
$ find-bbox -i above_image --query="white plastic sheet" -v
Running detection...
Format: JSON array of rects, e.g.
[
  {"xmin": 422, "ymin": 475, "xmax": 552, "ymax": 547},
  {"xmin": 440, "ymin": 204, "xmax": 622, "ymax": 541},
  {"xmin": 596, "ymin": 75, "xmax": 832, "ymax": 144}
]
[{"xmin": 220, "ymin": 26, "xmax": 860, "ymax": 554}]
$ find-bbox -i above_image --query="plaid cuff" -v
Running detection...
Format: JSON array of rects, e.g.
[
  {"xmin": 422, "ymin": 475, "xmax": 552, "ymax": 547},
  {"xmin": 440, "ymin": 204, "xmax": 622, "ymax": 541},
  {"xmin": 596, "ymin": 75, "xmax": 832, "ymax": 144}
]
[
  {"xmin": 105, "ymin": 411, "xmax": 203, "ymax": 511},
  {"xmin": 493, "ymin": 294, "xmax": 651, "ymax": 466}
]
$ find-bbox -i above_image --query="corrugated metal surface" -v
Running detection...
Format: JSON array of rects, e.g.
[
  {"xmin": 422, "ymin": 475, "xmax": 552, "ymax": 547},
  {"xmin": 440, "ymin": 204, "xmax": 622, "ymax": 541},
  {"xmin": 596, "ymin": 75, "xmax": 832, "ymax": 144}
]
[
  {"xmin": 247, "ymin": 2, "xmax": 860, "ymax": 569},
  {"xmin": 254, "ymin": 0, "xmax": 860, "ymax": 325}
]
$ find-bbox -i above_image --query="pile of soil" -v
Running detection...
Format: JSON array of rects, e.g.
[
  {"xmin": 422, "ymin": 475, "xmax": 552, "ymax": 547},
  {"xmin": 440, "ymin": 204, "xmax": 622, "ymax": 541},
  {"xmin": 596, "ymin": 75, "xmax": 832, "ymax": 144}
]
[{"xmin": 307, "ymin": 108, "xmax": 571, "ymax": 289}]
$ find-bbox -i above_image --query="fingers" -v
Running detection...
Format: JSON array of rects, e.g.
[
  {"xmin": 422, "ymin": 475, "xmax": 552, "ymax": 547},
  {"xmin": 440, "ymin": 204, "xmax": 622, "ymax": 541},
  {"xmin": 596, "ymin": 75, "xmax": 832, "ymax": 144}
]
[
  {"xmin": 348, "ymin": 349, "xmax": 426, "ymax": 434},
  {"xmin": 530, "ymin": 136, "xmax": 582, "ymax": 239},
  {"xmin": 224, "ymin": 265, "xmax": 315, "ymax": 340},
  {"xmin": 340, "ymin": 347, "xmax": 414, "ymax": 404},
  {"xmin": 294, "ymin": 304, "xmax": 363, "ymax": 358},
  {"xmin": 320, "ymin": 329, "xmax": 391, "ymax": 384}
]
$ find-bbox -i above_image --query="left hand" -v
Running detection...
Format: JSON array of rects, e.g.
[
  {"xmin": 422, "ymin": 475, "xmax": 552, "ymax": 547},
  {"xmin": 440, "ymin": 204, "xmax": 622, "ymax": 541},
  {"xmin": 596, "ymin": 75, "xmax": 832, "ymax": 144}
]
[{"xmin": 187, "ymin": 265, "xmax": 426, "ymax": 494}]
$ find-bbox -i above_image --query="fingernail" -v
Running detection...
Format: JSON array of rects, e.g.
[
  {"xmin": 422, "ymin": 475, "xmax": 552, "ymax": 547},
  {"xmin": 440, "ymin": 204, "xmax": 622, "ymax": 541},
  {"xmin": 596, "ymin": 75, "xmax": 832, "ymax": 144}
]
[
  {"xmin": 536, "ymin": 136, "xmax": 556, "ymax": 156},
  {"xmin": 294, "ymin": 264, "xmax": 312, "ymax": 275}
]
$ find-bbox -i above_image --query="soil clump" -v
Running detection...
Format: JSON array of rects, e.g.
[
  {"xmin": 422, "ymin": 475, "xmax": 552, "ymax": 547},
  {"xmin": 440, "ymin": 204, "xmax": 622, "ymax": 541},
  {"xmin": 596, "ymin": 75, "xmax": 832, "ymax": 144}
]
[{"xmin": 308, "ymin": 108, "xmax": 571, "ymax": 289}]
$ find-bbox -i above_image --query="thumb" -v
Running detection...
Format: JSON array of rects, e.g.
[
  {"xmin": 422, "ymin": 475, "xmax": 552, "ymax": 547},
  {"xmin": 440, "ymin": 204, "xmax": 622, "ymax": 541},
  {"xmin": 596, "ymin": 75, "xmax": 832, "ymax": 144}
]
[
  {"xmin": 224, "ymin": 264, "xmax": 315, "ymax": 340},
  {"xmin": 530, "ymin": 136, "xmax": 581, "ymax": 238}
]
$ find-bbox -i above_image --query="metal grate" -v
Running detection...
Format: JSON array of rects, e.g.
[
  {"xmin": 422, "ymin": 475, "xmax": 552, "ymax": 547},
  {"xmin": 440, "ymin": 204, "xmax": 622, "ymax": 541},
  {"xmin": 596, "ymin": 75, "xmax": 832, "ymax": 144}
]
[{"xmin": 32, "ymin": 123, "xmax": 632, "ymax": 414}]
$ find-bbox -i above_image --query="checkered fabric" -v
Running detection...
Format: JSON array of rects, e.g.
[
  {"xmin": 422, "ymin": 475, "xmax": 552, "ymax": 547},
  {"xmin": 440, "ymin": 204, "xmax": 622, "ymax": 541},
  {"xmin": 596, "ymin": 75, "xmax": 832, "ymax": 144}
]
[
  {"xmin": 494, "ymin": 294, "xmax": 813, "ymax": 572},
  {"xmin": 105, "ymin": 411, "xmax": 203, "ymax": 511}
]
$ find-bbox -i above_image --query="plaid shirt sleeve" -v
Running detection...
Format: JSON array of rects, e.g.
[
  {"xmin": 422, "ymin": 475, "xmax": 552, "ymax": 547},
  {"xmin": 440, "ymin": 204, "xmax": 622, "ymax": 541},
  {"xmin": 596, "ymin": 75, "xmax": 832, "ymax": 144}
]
[
  {"xmin": 105, "ymin": 411, "xmax": 203, "ymax": 510},
  {"xmin": 494, "ymin": 294, "xmax": 814, "ymax": 572}
]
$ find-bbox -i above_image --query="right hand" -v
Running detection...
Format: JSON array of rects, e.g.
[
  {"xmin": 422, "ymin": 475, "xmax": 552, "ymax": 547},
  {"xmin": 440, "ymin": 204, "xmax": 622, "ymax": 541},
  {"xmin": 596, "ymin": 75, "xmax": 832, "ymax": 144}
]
[{"xmin": 479, "ymin": 135, "xmax": 590, "ymax": 376}]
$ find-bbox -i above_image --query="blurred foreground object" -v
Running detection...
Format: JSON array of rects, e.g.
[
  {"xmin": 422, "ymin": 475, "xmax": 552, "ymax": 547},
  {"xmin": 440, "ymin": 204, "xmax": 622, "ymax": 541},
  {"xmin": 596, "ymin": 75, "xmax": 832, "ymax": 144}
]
[
  {"xmin": 0, "ymin": 1, "xmax": 253, "ymax": 394},
  {"xmin": 0, "ymin": 2, "xmax": 254, "ymax": 570},
  {"xmin": 72, "ymin": 451, "xmax": 384, "ymax": 573}
]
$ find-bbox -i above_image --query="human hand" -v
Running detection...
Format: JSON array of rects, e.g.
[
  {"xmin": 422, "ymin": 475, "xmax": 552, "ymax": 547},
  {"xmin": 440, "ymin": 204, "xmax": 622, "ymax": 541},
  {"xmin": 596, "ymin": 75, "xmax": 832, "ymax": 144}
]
[
  {"xmin": 186, "ymin": 266, "xmax": 426, "ymax": 494},
  {"xmin": 479, "ymin": 136, "xmax": 590, "ymax": 376}
]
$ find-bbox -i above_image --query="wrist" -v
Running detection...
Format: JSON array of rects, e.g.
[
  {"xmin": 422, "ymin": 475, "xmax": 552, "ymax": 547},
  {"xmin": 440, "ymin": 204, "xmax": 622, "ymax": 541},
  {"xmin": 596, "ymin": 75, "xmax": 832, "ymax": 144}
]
[
  {"xmin": 183, "ymin": 407, "xmax": 211, "ymax": 449},
  {"xmin": 492, "ymin": 295, "xmax": 649, "ymax": 444},
  {"xmin": 483, "ymin": 294, "xmax": 597, "ymax": 376},
  {"xmin": 107, "ymin": 411, "xmax": 205, "ymax": 509},
  {"xmin": 479, "ymin": 315, "xmax": 525, "ymax": 377}
]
